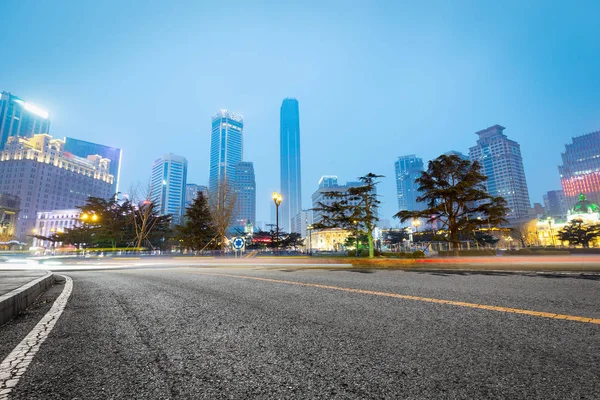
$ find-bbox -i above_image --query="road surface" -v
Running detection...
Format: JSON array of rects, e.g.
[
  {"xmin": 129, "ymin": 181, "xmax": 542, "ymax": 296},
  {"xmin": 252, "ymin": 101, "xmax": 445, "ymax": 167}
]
[{"xmin": 1, "ymin": 263, "xmax": 599, "ymax": 399}]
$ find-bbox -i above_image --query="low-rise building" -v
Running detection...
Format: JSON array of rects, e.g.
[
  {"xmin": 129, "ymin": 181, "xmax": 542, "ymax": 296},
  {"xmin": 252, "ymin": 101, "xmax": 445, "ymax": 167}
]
[
  {"xmin": 32, "ymin": 209, "xmax": 80, "ymax": 248},
  {"xmin": 310, "ymin": 228, "xmax": 351, "ymax": 252},
  {"xmin": 0, "ymin": 193, "xmax": 20, "ymax": 244}
]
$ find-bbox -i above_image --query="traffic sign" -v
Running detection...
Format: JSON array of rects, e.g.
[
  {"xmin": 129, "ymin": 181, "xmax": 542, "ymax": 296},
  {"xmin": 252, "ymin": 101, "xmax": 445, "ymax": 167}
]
[{"xmin": 232, "ymin": 237, "xmax": 245, "ymax": 250}]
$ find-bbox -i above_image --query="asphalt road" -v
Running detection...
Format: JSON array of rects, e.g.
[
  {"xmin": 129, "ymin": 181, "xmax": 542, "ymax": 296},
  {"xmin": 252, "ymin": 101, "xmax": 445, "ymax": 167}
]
[{"xmin": 1, "ymin": 265, "xmax": 599, "ymax": 399}]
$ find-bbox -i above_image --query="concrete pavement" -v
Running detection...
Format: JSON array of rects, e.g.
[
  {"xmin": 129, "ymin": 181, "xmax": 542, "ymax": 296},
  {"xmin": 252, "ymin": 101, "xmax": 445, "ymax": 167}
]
[
  {"xmin": 0, "ymin": 270, "xmax": 54, "ymax": 327},
  {"xmin": 1, "ymin": 265, "xmax": 598, "ymax": 399}
]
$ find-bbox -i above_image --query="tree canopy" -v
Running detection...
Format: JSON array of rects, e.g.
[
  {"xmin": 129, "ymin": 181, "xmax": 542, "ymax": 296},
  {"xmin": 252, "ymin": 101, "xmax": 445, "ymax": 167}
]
[
  {"xmin": 394, "ymin": 154, "xmax": 508, "ymax": 256},
  {"xmin": 557, "ymin": 219, "xmax": 600, "ymax": 248},
  {"xmin": 175, "ymin": 192, "xmax": 217, "ymax": 252}
]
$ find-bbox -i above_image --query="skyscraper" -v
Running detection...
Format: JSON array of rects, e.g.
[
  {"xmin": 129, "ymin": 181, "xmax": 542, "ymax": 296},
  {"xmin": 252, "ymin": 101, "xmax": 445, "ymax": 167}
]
[
  {"xmin": 280, "ymin": 98, "xmax": 302, "ymax": 233},
  {"xmin": 559, "ymin": 130, "xmax": 600, "ymax": 208},
  {"xmin": 469, "ymin": 125, "xmax": 531, "ymax": 220},
  {"xmin": 209, "ymin": 110, "xmax": 243, "ymax": 192},
  {"xmin": 394, "ymin": 155, "xmax": 425, "ymax": 212},
  {"xmin": 311, "ymin": 178, "xmax": 365, "ymax": 224},
  {"xmin": 150, "ymin": 154, "xmax": 187, "ymax": 225},
  {"xmin": 64, "ymin": 137, "xmax": 122, "ymax": 195},
  {"xmin": 234, "ymin": 161, "xmax": 256, "ymax": 227},
  {"xmin": 0, "ymin": 91, "xmax": 50, "ymax": 149}
]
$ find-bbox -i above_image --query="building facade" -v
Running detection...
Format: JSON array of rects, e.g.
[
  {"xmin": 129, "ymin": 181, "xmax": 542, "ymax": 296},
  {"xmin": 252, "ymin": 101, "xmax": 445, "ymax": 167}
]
[
  {"xmin": 469, "ymin": 125, "xmax": 531, "ymax": 220},
  {"xmin": 150, "ymin": 154, "xmax": 187, "ymax": 225},
  {"xmin": 0, "ymin": 134, "xmax": 113, "ymax": 240},
  {"xmin": 0, "ymin": 194, "xmax": 20, "ymax": 242},
  {"xmin": 64, "ymin": 138, "xmax": 122, "ymax": 195},
  {"xmin": 209, "ymin": 110, "xmax": 243, "ymax": 192},
  {"xmin": 291, "ymin": 209, "xmax": 313, "ymax": 238},
  {"xmin": 280, "ymin": 98, "xmax": 302, "ymax": 233},
  {"xmin": 395, "ymin": 155, "xmax": 425, "ymax": 213},
  {"xmin": 558, "ymin": 130, "xmax": 600, "ymax": 209},
  {"xmin": 543, "ymin": 190, "xmax": 567, "ymax": 216},
  {"xmin": 32, "ymin": 209, "xmax": 80, "ymax": 248},
  {"xmin": 0, "ymin": 92, "xmax": 50, "ymax": 150},
  {"xmin": 234, "ymin": 161, "xmax": 256, "ymax": 227}
]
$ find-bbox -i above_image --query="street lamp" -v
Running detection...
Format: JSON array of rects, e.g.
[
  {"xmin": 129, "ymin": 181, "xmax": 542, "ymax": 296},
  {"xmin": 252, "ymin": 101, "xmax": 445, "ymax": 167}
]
[
  {"xmin": 272, "ymin": 192, "xmax": 282, "ymax": 255},
  {"xmin": 547, "ymin": 217, "xmax": 556, "ymax": 246},
  {"xmin": 307, "ymin": 224, "xmax": 313, "ymax": 256}
]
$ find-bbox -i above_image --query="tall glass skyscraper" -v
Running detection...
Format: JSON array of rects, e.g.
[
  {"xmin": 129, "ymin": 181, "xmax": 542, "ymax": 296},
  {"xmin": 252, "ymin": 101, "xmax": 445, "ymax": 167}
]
[
  {"xmin": 234, "ymin": 161, "xmax": 256, "ymax": 227},
  {"xmin": 395, "ymin": 155, "xmax": 425, "ymax": 212},
  {"xmin": 559, "ymin": 130, "xmax": 600, "ymax": 208},
  {"xmin": 209, "ymin": 110, "xmax": 243, "ymax": 192},
  {"xmin": 469, "ymin": 125, "xmax": 531, "ymax": 219},
  {"xmin": 280, "ymin": 98, "xmax": 302, "ymax": 233},
  {"xmin": 64, "ymin": 137, "xmax": 122, "ymax": 195},
  {"xmin": 150, "ymin": 153, "xmax": 188, "ymax": 225},
  {"xmin": 0, "ymin": 91, "xmax": 50, "ymax": 149}
]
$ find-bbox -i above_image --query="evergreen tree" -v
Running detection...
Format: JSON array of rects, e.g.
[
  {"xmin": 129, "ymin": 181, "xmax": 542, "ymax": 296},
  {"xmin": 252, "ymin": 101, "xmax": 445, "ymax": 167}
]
[
  {"xmin": 313, "ymin": 173, "xmax": 383, "ymax": 258},
  {"xmin": 394, "ymin": 154, "xmax": 508, "ymax": 256},
  {"xmin": 557, "ymin": 219, "xmax": 600, "ymax": 248},
  {"xmin": 176, "ymin": 192, "xmax": 217, "ymax": 251}
]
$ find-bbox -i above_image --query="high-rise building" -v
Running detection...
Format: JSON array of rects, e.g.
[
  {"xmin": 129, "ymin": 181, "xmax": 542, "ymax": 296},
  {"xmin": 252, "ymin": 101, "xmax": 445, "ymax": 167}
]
[
  {"xmin": 234, "ymin": 161, "xmax": 256, "ymax": 227},
  {"xmin": 394, "ymin": 155, "xmax": 425, "ymax": 213},
  {"xmin": 64, "ymin": 138, "xmax": 122, "ymax": 195},
  {"xmin": 543, "ymin": 190, "xmax": 567, "ymax": 216},
  {"xmin": 280, "ymin": 98, "xmax": 302, "ymax": 233},
  {"xmin": 559, "ymin": 130, "xmax": 600, "ymax": 208},
  {"xmin": 444, "ymin": 150, "xmax": 470, "ymax": 162},
  {"xmin": 469, "ymin": 125, "xmax": 531, "ymax": 220},
  {"xmin": 0, "ymin": 134, "xmax": 113, "ymax": 239},
  {"xmin": 209, "ymin": 110, "xmax": 243, "ymax": 191},
  {"xmin": 291, "ymin": 210, "xmax": 313, "ymax": 238},
  {"xmin": 0, "ymin": 92, "xmax": 50, "ymax": 149},
  {"xmin": 150, "ymin": 154, "xmax": 187, "ymax": 225},
  {"xmin": 185, "ymin": 184, "xmax": 208, "ymax": 207}
]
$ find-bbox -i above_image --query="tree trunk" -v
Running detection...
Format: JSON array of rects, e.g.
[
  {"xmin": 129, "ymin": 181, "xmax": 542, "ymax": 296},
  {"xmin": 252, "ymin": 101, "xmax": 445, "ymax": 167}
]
[
  {"xmin": 367, "ymin": 229, "xmax": 375, "ymax": 258},
  {"xmin": 451, "ymin": 229, "xmax": 460, "ymax": 257}
]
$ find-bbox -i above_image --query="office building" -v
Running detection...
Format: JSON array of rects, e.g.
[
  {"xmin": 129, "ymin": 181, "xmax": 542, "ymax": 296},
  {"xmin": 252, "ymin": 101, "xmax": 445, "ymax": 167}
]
[
  {"xmin": 311, "ymin": 177, "xmax": 365, "ymax": 224},
  {"xmin": 0, "ymin": 91, "xmax": 50, "ymax": 150},
  {"xmin": 280, "ymin": 98, "xmax": 302, "ymax": 233},
  {"xmin": 209, "ymin": 110, "xmax": 243, "ymax": 191},
  {"xmin": 291, "ymin": 209, "xmax": 313, "ymax": 238},
  {"xmin": 0, "ymin": 134, "xmax": 113, "ymax": 240},
  {"xmin": 469, "ymin": 125, "xmax": 531, "ymax": 220},
  {"xmin": 64, "ymin": 138, "xmax": 122, "ymax": 195},
  {"xmin": 395, "ymin": 155, "xmax": 425, "ymax": 213},
  {"xmin": 543, "ymin": 190, "xmax": 567, "ymax": 216},
  {"xmin": 559, "ymin": 130, "xmax": 600, "ymax": 208},
  {"xmin": 318, "ymin": 176, "xmax": 338, "ymax": 189},
  {"xmin": 234, "ymin": 161, "xmax": 256, "ymax": 227},
  {"xmin": 150, "ymin": 154, "xmax": 187, "ymax": 225},
  {"xmin": 185, "ymin": 184, "xmax": 208, "ymax": 207},
  {"xmin": 444, "ymin": 150, "xmax": 470, "ymax": 162}
]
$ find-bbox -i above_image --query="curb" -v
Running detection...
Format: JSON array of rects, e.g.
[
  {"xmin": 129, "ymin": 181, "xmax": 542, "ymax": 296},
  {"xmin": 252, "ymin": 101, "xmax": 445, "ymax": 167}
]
[{"xmin": 0, "ymin": 271, "xmax": 55, "ymax": 327}]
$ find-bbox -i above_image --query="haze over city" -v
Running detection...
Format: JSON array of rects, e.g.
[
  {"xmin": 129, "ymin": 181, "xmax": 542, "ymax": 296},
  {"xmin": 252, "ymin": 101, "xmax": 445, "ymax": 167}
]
[{"xmin": 2, "ymin": 0, "xmax": 600, "ymax": 221}]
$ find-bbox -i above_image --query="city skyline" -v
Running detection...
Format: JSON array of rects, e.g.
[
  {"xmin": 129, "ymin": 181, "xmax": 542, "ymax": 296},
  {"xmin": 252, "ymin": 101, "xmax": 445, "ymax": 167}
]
[{"xmin": 2, "ymin": 1, "xmax": 599, "ymax": 222}]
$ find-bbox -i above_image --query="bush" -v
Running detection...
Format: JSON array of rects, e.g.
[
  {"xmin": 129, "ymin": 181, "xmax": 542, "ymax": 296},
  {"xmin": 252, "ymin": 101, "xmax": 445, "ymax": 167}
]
[
  {"xmin": 438, "ymin": 249, "xmax": 496, "ymax": 257},
  {"xmin": 412, "ymin": 250, "xmax": 425, "ymax": 258}
]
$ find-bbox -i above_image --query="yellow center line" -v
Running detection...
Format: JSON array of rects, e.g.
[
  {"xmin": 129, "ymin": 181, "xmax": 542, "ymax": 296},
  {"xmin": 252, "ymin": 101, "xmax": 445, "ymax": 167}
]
[{"xmin": 195, "ymin": 272, "xmax": 600, "ymax": 325}]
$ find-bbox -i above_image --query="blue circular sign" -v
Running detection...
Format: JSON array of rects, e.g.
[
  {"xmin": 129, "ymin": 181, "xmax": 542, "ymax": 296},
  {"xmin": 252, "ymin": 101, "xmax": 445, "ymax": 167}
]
[{"xmin": 232, "ymin": 237, "xmax": 245, "ymax": 250}]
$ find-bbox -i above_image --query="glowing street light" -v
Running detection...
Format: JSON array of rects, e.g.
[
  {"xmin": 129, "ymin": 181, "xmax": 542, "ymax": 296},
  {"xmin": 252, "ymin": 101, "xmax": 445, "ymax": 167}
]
[
  {"xmin": 411, "ymin": 219, "xmax": 421, "ymax": 232},
  {"xmin": 272, "ymin": 192, "xmax": 283, "ymax": 254}
]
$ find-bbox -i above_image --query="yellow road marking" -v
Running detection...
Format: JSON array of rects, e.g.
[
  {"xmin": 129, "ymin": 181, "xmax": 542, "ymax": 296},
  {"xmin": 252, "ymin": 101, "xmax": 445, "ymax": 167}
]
[{"xmin": 197, "ymin": 272, "xmax": 600, "ymax": 325}]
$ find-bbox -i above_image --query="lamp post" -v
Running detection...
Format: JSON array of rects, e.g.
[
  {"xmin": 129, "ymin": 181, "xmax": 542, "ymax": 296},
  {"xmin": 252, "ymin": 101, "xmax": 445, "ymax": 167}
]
[
  {"xmin": 547, "ymin": 217, "xmax": 555, "ymax": 246},
  {"xmin": 307, "ymin": 224, "xmax": 313, "ymax": 256},
  {"xmin": 272, "ymin": 192, "xmax": 282, "ymax": 255},
  {"xmin": 79, "ymin": 212, "xmax": 100, "ymax": 256}
]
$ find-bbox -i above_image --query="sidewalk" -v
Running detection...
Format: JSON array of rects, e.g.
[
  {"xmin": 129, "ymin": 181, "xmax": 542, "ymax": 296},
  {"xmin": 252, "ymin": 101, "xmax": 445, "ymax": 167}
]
[{"xmin": 0, "ymin": 269, "xmax": 54, "ymax": 327}]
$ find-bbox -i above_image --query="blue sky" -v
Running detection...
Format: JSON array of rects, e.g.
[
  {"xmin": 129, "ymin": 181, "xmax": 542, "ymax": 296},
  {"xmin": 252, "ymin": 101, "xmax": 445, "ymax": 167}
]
[{"xmin": 1, "ymin": 0, "xmax": 599, "ymax": 224}]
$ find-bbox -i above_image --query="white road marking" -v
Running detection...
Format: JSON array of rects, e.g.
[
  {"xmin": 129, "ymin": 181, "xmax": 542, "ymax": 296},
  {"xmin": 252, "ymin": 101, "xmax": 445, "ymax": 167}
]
[{"xmin": 0, "ymin": 275, "xmax": 72, "ymax": 399}]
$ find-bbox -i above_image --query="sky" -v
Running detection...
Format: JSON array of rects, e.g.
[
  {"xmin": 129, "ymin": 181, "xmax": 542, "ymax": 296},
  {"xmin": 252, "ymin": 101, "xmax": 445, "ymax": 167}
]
[{"xmin": 1, "ymin": 0, "xmax": 599, "ymax": 225}]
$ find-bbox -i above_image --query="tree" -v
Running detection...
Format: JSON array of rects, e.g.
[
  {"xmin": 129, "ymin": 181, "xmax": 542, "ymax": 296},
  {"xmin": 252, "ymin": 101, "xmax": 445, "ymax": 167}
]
[
  {"xmin": 510, "ymin": 219, "xmax": 539, "ymax": 247},
  {"xmin": 557, "ymin": 219, "xmax": 600, "ymax": 248},
  {"xmin": 79, "ymin": 196, "xmax": 130, "ymax": 249},
  {"xmin": 207, "ymin": 179, "xmax": 238, "ymax": 253},
  {"xmin": 127, "ymin": 183, "xmax": 172, "ymax": 250},
  {"xmin": 281, "ymin": 232, "xmax": 304, "ymax": 250},
  {"xmin": 176, "ymin": 192, "xmax": 217, "ymax": 252},
  {"xmin": 394, "ymin": 154, "xmax": 508, "ymax": 256},
  {"xmin": 382, "ymin": 228, "xmax": 410, "ymax": 247},
  {"xmin": 312, "ymin": 173, "xmax": 382, "ymax": 258}
]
